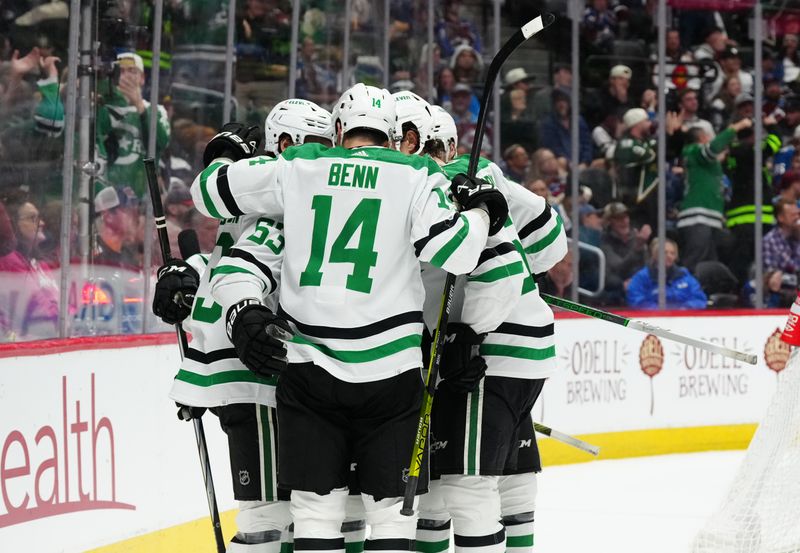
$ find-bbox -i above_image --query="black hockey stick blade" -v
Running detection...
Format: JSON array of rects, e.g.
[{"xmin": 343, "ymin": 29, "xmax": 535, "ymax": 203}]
[
  {"xmin": 178, "ymin": 228, "xmax": 201, "ymax": 259},
  {"xmin": 400, "ymin": 12, "xmax": 556, "ymax": 517}
]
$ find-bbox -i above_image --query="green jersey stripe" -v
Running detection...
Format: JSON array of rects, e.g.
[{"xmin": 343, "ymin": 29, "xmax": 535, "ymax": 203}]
[
  {"xmin": 281, "ymin": 143, "xmax": 444, "ymax": 175},
  {"xmin": 525, "ymin": 215, "xmax": 563, "ymax": 254},
  {"xmin": 209, "ymin": 264, "xmax": 268, "ymax": 290},
  {"xmin": 175, "ymin": 368, "xmax": 278, "ymax": 387},
  {"xmin": 259, "ymin": 405, "xmax": 276, "ymax": 501},
  {"xmin": 506, "ymin": 535, "xmax": 534, "ymax": 547},
  {"xmin": 416, "ymin": 540, "xmax": 450, "ymax": 553},
  {"xmin": 289, "ymin": 333, "xmax": 422, "ymax": 363},
  {"xmin": 466, "ymin": 386, "xmax": 481, "ymax": 475},
  {"xmin": 429, "ymin": 215, "xmax": 470, "ymax": 268},
  {"xmin": 199, "ymin": 162, "xmax": 225, "ymax": 219},
  {"xmin": 468, "ymin": 261, "xmax": 524, "ymax": 283},
  {"xmin": 480, "ymin": 344, "xmax": 556, "ymax": 360}
]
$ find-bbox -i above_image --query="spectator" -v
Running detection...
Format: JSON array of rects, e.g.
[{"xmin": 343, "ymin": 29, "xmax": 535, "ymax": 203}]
[
  {"xmin": 775, "ymin": 170, "xmax": 800, "ymax": 206},
  {"xmin": 579, "ymin": 203, "xmax": 603, "ymax": 247},
  {"xmin": 450, "ymin": 43, "xmax": 483, "ymax": 85},
  {"xmin": 93, "ymin": 186, "xmax": 138, "ymax": 269},
  {"xmin": 710, "ymin": 76, "xmax": 741, "ymax": 131},
  {"xmin": 537, "ymin": 87, "xmax": 592, "ymax": 167},
  {"xmin": 529, "ymin": 147, "xmax": 567, "ymax": 199},
  {"xmin": 763, "ymin": 198, "xmax": 800, "ymax": 274},
  {"xmin": 587, "ymin": 64, "xmax": 635, "ymax": 128},
  {"xmin": 0, "ymin": 192, "xmax": 58, "ymax": 339},
  {"xmin": 678, "ymin": 88, "xmax": 715, "ymax": 138},
  {"xmin": 296, "ymin": 37, "xmax": 337, "ymax": 106},
  {"xmin": 435, "ymin": 0, "xmax": 482, "ymax": 58},
  {"xmin": 450, "ymin": 83, "xmax": 478, "ymax": 126},
  {"xmin": 614, "ymin": 108, "xmax": 657, "ymax": 212},
  {"xmin": 600, "ymin": 201, "xmax": 651, "ymax": 305},
  {"xmin": 763, "ymin": 78, "xmax": 786, "ymax": 120},
  {"xmin": 501, "ymin": 87, "xmax": 537, "ymax": 152},
  {"xmin": 723, "ymin": 121, "xmax": 782, "ymax": 282},
  {"xmin": 501, "ymin": 144, "xmax": 530, "ymax": 184},
  {"xmin": 96, "ymin": 52, "xmax": 170, "ymax": 197},
  {"xmin": 592, "ymin": 112, "xmax": 621, "ymax": 163},
  {"xmin": 582, "ymin": 0, "xmax": 618, "ymax": 54},
  {"xmin": 762, "ymin": 47, "xmax": 784, "ymax": 84},
  {"xmin": 184, "ymin": 208, "xmax": 220, "ymax": 254},
  {"xmin": 677, "ymin": 118, "xmax": 751, "ymax": 271},
  {"xmin": 532, "ymin": 63, "xmax": 572, "ymax": 121},
  {"xmin": 776, "ymin": 98, "xmax": 800, "ymax": 145},
  {"xmin": 164, "ymin": 182, "xmax": 193, "ymax": 256},
  {"xmin": 666, "ymin": 28, "xmax": 692, "ymax": 63},
  {"xmin": 708, "ymin": 47, "xmax": 753, "ymax": 99},
  {"xmin": 732, "ymin": 92, "xmax": 755, "ymax": 120},
  {"xmin": 626, "ymin": 238, "xmax": 707, "ymax": 309},
  {"xmin": 693, "ymin": 26, "xmax": 727, "ymax": 61},
  {"xmin": 743, "ymin": 269, "xmax": 795, "ymax": 308},
  {"xmin": 537, "ymin": 249, "xmax": 574, "ymax": 298},
  {"xmin": 435, "ymin": 66, "xmax": 456, "ymax": 111},
  {"xmin": 781, "ymin": 33, "xmax": 800, "ymax": 84}
]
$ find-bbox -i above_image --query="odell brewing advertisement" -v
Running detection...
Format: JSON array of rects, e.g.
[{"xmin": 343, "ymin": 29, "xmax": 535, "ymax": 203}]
[{"xmin": 540, "ymin": 312, "xmax": 788, "ymax": 435}]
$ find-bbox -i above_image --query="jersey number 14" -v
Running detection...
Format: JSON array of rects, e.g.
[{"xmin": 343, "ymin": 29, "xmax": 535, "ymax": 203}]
[{"xmin": 300, "ymin": 195, "xmax": 381, "ymax": 294}]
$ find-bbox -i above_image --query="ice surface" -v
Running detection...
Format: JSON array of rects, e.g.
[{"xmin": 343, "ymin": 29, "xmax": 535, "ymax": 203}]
[{"xmin": 536, "ymin": 451, "xmax": 745, "ymax": 553}]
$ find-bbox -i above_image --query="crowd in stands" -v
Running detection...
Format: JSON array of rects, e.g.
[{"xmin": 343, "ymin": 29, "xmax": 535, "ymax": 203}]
[{"xmin": 0, "ymin": 0, "xmax": 797, "ymax": 340}]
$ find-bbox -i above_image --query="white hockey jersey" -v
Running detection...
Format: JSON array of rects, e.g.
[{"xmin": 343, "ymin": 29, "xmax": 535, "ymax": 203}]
[
  {"xmin": 193, "ymin": 143, "xmax": 492, "ymax": 383},
  {"xmin": 438, "ymin": 155, "xmax": 568, "ymax": 380},
  {"xmin": 168, "ymin": 214, "xmax": 284, "ymax": 408}
]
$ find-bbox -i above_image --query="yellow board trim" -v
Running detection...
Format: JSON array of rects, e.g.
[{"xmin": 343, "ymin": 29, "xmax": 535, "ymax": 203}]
[
  {"xmin": 538, "ymin": 423, "xmax": 757, "ymax": 466},
  {"xmin": 86, "ymin": 424, "xmax": 757, "ymax": 553}
]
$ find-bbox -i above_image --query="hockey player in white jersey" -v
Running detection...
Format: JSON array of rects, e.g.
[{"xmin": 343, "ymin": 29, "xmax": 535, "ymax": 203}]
[
  {"xmin": 191, "ymin": 83, "xmax": 509, "ymax": 553},
  {"xmin": 152, "ymin": 98, "xmax": 335, "ymax": 553},
  {"xmin": 412, "ymin": 105, "xmax": 567, "ymax": 553}
]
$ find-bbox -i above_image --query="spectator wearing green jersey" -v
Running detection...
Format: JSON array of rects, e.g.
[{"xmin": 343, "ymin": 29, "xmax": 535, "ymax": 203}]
[
  {"xmin": 96, "ymin": 52, "xmax": 170, "ymax": 197},
  {"xmin": 676, "ymin": 117, "xmax": 752, "ymax": 272}
]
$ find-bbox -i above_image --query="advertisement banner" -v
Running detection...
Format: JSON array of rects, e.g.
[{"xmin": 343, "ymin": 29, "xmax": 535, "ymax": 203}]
[
  {"xmin": 0, "ymin": 311, "xmax": 792, "ymax": 551},
  {"xmin": 0, "ymin": 340, "xmax": 235, "ymax": 552}
]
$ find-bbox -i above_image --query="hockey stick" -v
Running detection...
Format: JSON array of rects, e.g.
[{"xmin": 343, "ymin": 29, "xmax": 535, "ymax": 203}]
[
  {"xmin": 533, "ymin": 421, "xmax": 600, "ymax": 456},
  {"xmin": 144, "ymin": 158, "xmax": 226, "ymax": 553},
  {"xmin": 540, "ymin": 293, "xmax": 758, "ymax": 365},
  {"xmin": 401, "ymin": 12, "xmax": 556, "ymax": 517}
]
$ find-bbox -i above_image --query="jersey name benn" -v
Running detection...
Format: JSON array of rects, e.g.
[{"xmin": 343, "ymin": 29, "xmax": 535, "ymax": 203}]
[{"xmin": 328, "ymin": 163, "xmax": 379, "ymax": 189}]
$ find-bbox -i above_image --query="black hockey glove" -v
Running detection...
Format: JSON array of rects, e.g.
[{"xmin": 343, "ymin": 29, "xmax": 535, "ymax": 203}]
[
  {"xmin": 450, "ymin": 173, "xmax": 509, "ymax": 236},
  {"xmin": 226, "ymin": 299, "xmax": 292, "ymax": 377},
  {"xmin": 438, "ymin": 323, "xmax": 487, "ymax": 394},
  {"xmin": 203, "ymin": 122, "xmax": 263, "ymax": 167},
  {"xmin": 176, "ymin": 403, "xmax": 206, "ymax": 421},
  {"xmin": 152, "ymin": 259, "xmax": 199, "ymax": 325}
]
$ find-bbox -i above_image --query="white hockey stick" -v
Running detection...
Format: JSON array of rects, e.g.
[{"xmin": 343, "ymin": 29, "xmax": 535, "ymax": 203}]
[{"xmin": 533, "ymin": 421, "xmax": 600, "ymax": 456}]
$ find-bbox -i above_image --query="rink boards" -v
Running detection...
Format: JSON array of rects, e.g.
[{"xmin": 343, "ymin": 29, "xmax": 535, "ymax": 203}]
[{"xmin": 0, "ymin": 310, "xmax": 789, "ymax": 552}]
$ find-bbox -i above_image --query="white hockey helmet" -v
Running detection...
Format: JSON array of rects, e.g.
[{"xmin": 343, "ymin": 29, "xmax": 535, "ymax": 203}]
[
  {"xmin": 332, "ymin": 83, "xmax": 396, "ymax": 144},
  {"xmin": 264, "ymin": 99, "xmax": 334, "ymax": 154},
  {"xmin": 431, "ymin": 105, "xmax": 459, "ymax": 161},
  {"xmin": 391, "ymin": 91, "xmax": 435, "ymax": 154}
]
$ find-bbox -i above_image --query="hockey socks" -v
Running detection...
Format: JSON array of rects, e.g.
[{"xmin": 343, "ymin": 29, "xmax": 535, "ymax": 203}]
[
  {"xmin": 342, "ymin": 519, "xmax": 366, "ymax": 553},
  {"xmin": 416, "ymin": 518, "xmax": 451, "ymax": 553},
  {"xmin": 502, "ymin": 513, "xmax": 534, "ymax": 553}
]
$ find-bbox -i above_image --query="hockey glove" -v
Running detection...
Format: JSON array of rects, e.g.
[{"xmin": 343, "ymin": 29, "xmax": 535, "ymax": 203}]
[
  {"xmin": 450, "ymin": 173, "xmax": 509, "ymax": 236},
  {"xmin": 152, "ymin": 259, "xmax": 199, "ymax": 325},
  {"xmin": 439, "ymin": 323, "xmax": 487, "ymax": 394},
  {"xmin": 203, "ymin": 122, "xmax": 263, "ymax": 167},
  {"xmin": 226, "ymin": 299, "xmax": 291, "ymax": 377},
  {"xmin": 176, "ymin": 403, "xmax": 206, "ymax": 421}
]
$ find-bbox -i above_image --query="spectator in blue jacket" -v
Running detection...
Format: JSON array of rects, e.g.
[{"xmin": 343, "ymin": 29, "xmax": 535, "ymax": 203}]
[
  {"xmin": 627, "ymin": 238, "xmax": 708, "ymax": 309},
  {"xmin": 537, "ymin": 87, "xmax": 592, "ymax": 167}
]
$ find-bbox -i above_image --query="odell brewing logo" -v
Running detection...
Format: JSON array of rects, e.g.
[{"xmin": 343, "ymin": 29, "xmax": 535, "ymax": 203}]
[
  {"xmin": 764, "ymin": 328, "xmax": 791, "ymax": 374},
  {"xmin": 0, "ymin": 374, "xmax": 135, "ymax": 527},
  {"xmin": 639, "ymin": 334, "xmax": 664, "ymax": 415}
]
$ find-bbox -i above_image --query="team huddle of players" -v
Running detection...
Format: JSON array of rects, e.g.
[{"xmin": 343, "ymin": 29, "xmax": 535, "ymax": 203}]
[{"xmin": 151, "ymin": 83, "xmax": 567, "ymax": 553}]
